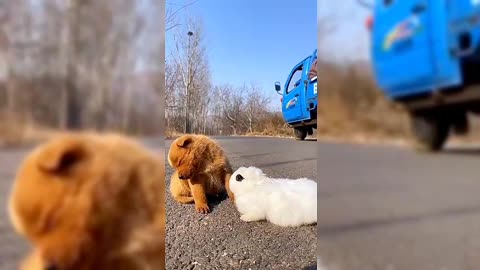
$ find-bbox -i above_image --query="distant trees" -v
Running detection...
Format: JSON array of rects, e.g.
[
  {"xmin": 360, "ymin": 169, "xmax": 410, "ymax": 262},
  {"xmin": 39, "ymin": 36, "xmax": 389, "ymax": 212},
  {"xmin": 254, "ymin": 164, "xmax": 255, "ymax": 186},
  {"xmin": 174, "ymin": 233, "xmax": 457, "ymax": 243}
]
[
  {"xmin": 166, "ymin": 18, "xmax": 210, "ymax": 134},
  {"xmin": 165, "ymin": 16, "xmax": 285, "ymax": 136},
  {"xmin": 0, "ymin": 0, "xmax": 164, "ymax": 140}
]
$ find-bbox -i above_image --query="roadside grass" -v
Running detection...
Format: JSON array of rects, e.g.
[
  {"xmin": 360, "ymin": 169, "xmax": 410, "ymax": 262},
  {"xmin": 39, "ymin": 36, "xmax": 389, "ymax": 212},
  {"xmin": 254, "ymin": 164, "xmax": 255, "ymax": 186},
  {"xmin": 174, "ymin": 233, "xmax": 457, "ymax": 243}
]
[
  {"xmin": 317, "ymin": 61, "xmax": 412, "ymax": 144},
  {"xmin": 316, "ymin": 61, "xmax": 480, "ymax": 147},
  {"xmin": 0, "ymin": 114, "xmax": 60, "ymax": 148}
]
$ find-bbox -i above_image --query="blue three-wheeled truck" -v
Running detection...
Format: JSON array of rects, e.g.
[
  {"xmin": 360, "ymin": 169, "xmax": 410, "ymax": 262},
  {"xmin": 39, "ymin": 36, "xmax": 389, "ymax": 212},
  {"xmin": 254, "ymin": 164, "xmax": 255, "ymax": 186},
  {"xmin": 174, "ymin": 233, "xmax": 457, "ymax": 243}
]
[
  {"xmin": 275, "ymin": 50, "xmax": 318, "ymax": 140},
  {"xmin": 361, "ymin": 0, "xmax": 480, "ymax": 151}
]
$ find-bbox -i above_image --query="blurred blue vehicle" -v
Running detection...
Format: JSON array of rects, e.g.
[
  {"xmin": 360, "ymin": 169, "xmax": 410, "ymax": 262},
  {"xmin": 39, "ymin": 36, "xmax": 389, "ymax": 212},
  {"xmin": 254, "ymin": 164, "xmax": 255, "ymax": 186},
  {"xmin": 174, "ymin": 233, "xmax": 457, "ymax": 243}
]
[
  {"xmin": 361, "ymin": 0, "xmax": 480, "ymax": 151},
  {"xmin": 275, "ymin": 50, "xmax": 317, "ymax": 140}
]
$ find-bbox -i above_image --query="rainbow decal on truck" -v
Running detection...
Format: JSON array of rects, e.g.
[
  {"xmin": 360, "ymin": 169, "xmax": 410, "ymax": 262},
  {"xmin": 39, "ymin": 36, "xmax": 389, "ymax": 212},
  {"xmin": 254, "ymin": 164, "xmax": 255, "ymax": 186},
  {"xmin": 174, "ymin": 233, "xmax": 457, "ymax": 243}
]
[
  {"xmin": 383, "ymin": 15, "xmax": 422, "ymax": 51},
  {"xmin": 286, "ymin": 97, "xmax": 297, "ymax": 109}
]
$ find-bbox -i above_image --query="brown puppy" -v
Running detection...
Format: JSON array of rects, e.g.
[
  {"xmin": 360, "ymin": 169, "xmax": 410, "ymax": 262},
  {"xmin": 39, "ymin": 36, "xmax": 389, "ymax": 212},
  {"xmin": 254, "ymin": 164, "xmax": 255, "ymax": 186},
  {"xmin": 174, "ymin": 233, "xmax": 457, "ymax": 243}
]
[
  {"xmin": 168, "ymin": 134, "xmax": 234, "ymax": 213},
  {"xmin": 8, "ymin": 133, "xmax": 165, "ymax": 270}
]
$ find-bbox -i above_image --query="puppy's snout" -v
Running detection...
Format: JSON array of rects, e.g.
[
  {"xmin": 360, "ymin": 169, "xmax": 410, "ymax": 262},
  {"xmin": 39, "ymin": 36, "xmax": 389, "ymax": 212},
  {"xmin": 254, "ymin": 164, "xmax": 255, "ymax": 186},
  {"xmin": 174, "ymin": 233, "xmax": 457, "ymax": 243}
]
[{"xmin": 178, "ymin": 173, "xmax": 188, "ymax": 180}]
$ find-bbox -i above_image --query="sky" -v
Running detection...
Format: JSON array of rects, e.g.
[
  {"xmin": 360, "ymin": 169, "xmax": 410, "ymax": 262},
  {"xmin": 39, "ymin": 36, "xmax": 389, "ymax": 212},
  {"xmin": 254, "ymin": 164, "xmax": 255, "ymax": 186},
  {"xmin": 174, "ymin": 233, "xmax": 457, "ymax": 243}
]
[
  {"xmin": 136, "ymin": 0, "xmax": 164, "ymax": 72},
  {"xmin": 317, "ymin": 1, "xmax": 371, "ymax": 62},
  {"xmin": 166, "ymin": 0, "xmax": 317, "ymax": 111}
]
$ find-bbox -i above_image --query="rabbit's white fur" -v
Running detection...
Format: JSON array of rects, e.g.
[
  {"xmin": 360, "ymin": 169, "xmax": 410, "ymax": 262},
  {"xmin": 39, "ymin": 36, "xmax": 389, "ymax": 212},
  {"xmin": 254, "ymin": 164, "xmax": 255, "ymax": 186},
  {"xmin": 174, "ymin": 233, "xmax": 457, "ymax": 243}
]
[{"xmin": 229, "ymin": 166, "xmax": 317, "ymax": 227}]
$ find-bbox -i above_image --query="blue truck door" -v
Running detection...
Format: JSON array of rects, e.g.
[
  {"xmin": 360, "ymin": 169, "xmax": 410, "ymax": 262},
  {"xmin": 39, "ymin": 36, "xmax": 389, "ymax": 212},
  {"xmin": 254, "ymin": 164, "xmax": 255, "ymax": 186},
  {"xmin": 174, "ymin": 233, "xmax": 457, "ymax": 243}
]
[
  {"xmin": 447, "ymin": 0, "xmax": 480, "ymax": 57},
  {"xmin": 283, "ymin": 61, "xmax": 305, "ymax": 122},
  {"xmin": 306, "ymin": 54, "xmax": 318, "ymax": 110},
  {"xmin": 372, "ymin": 0, "xmax": 436, "ymax": 98}
]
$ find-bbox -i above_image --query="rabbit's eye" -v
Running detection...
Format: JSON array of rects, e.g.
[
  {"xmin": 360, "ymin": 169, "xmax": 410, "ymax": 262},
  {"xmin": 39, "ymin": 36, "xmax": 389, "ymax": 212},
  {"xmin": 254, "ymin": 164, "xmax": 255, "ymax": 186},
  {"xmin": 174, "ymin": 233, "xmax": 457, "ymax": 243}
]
[{"xmin": 236, "ymin": 174, "xmax": 244, "ymax": 182}]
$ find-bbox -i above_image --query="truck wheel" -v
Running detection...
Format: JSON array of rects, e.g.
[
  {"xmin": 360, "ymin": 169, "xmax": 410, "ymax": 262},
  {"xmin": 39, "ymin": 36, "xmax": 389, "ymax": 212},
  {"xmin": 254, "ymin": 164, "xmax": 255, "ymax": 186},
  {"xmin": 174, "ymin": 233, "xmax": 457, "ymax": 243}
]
[
  {"xmin": 294, "ymin": 127, "xmax": 307, "ymax": 140},
  {"xmin": 451, "ymin": 111, "xmax": 469, "ymax": 136},
  {"xmin": 411, "ymin": 113, "xmax": 450, "ymax": 152},
  {"xmin": 307, "ymin": 127, "xmax": 313, "ymax": 135}
]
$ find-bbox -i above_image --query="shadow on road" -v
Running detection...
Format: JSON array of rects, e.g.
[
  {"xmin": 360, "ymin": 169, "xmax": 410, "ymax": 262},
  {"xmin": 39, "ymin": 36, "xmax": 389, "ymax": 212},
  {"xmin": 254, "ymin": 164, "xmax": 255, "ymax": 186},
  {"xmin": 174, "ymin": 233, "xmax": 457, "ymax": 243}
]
[
  {"xmin": 443, "ymin": 147, "xmax": 480, "ymax": 156},
  {"xmin": 237, "ymin": 152, "xmax": 281, "ymax": 159},
  {"xmin": 318, "ymin": 203, "xmax": 480, "ymax": 237},
  {"xmin": 206, "ymin": 192, "xmax": 229, "ymax": 211},
  {"xmin": 260, "ymin": 158, "xmax": 317, "ymax": 168},
  {"xmin": 303, "ymin": 264, "xmax": 317, "ymax": 270}
]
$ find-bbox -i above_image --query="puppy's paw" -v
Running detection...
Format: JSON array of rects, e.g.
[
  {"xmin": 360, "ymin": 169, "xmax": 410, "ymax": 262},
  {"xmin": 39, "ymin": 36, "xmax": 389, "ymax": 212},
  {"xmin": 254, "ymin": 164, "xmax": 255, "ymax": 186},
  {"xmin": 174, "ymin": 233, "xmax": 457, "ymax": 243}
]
[
  {"xmin": 195, "ymin": 203, "xmax": 210, "ymax": 214},
  {"xmin": 240, "ymin": 214, "xmax": 260, "ymax": 222}
]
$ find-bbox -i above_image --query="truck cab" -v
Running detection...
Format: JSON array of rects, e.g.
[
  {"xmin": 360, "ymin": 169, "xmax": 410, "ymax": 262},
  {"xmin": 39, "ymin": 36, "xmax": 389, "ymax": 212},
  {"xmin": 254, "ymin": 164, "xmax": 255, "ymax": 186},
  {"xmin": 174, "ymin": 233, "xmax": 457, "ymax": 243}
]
[
  {"xmin": 362, "ymin": 0, "xmax": 480, "ymax": 151},
  {"xmin": 275, "ymin": 49, "xmax": 317, "ymax": 140}
]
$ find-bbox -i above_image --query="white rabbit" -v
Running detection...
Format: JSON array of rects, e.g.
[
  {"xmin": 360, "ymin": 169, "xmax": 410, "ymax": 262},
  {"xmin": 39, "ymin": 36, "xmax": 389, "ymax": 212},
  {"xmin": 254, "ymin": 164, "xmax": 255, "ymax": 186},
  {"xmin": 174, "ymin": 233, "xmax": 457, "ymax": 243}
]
[{"xmin": 229, "ymin": 166, "xmax": 317, "ymax": 227}]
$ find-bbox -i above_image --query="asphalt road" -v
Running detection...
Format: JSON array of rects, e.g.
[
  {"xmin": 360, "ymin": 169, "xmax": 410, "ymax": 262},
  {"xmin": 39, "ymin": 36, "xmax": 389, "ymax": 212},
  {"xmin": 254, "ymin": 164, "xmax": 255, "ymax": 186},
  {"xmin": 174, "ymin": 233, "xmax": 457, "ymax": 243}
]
[
  {"xmin": 318, "ymin": 142, "xmax": 480, "ymax": 270},
  {"xmin": 6, "ymin": 137, "xmax": 480, "ymax": 269},
  {"xmin": 165, "ymin": 136, "xmax": 317, "ymax": 270},
  {"xmin": 0, "ymin": 149, "xmax": 29, "ymax": 270}
]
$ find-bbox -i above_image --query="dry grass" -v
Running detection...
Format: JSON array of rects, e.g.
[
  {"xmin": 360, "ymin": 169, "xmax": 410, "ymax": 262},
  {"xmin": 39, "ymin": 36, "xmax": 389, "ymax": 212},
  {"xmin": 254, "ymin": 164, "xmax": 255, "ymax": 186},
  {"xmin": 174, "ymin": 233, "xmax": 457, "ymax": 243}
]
[
  {"xmin": 0, "ymin": 114, "xmax": 59, "ymax": 148},
  {"xmin": 245, "ymin": 131, "xmax": 293, "ymax": 138},
  {"xmin": 318, "ymin": 61, "xmax": 411, "ymax": 142},
  {"xmin": 316, "ymin": 61, "xmax": 480, "ymax": 147},
  {"xmin": 165, "ymin": 129, "xmax": 184, "ymax": 139},
  {"xmin": 248, "ymin": 119, "xmax": 293, "ymax": 137}
]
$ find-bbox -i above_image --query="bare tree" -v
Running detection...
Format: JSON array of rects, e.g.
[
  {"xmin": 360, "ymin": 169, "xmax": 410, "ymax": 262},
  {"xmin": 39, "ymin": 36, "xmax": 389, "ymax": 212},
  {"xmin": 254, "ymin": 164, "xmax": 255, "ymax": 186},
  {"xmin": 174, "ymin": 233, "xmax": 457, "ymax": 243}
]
[
  {"xmin": 166, "ymin": 0, "xmax": 199, "ymax": 32},
  {"xmin": 216, "ymin": 85, "xmax": 243, "ymax": 135},
  {"xmin": 164, "ymin": 14, "xmax": 289, "ymax": 137},
  {"xmin": 240, "ymin": 83, "xmax": 271, "ymax": 133},
  {"xmin": 169, "ymin": 17, "xmax": 210, "ymax": 133}
]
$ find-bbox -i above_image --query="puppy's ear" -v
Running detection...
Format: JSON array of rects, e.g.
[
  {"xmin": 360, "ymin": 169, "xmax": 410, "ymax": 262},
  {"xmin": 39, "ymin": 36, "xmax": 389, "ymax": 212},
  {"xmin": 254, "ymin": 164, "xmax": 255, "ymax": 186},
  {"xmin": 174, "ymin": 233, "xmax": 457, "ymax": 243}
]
[
  {"xmin": 37, "ymin": 137, "xmax": 88, "ymax": 173},
  {"xmin": 176, "ymin": 136, "xmax": 192, "ymax": 148}
]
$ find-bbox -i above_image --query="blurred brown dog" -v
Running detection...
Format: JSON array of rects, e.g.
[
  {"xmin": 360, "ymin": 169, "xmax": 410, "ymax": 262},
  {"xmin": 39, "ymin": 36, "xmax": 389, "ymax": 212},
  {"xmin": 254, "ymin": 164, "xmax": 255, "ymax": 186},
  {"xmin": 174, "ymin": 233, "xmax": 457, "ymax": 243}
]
[
  {"xmin": 8, "ymin": 133, "xmax": 165, "ymax": 270},
  {"xmin": 168, "ymin": 134, "xmax": 234, "ymax": 214}
]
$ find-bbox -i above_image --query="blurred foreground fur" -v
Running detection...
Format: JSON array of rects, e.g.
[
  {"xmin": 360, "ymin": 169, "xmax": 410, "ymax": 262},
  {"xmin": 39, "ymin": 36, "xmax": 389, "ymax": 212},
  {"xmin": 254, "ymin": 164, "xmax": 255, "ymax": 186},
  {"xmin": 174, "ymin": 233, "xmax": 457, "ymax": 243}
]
[{"xmin": 8, "ymin": 132, "xmax": 165, "ymax": 270}]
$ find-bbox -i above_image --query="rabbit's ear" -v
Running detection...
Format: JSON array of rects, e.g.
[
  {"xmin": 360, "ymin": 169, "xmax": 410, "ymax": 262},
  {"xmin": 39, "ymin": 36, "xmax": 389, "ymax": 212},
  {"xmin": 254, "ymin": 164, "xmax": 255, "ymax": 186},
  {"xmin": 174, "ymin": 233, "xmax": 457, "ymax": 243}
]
[{"xmin": 251, "ymin": 167, "xmax": 263, "ymax": 177}]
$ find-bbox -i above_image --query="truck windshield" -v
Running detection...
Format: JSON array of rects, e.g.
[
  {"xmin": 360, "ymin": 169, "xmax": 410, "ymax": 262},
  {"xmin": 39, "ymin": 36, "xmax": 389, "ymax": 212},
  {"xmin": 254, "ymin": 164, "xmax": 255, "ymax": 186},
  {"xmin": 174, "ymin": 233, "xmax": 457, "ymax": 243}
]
[
  {"xmin": 287, "ymin": 65, "xmax": 303, "ymax": 93},
  {"xmin": 308, "ymin": 58, "xmax": 317, "ymax": 80}
]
